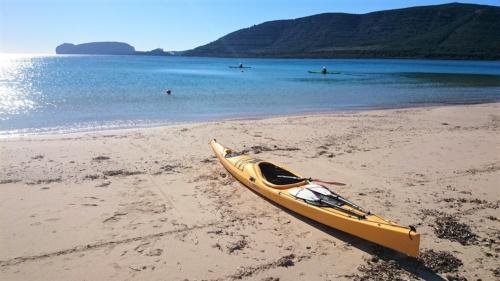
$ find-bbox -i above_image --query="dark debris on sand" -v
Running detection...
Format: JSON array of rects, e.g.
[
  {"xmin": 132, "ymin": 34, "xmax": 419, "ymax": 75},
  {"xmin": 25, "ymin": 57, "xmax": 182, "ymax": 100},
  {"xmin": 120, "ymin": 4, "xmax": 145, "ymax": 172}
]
[
  {"xmin": 441, "ymin": 198, "xmax": 499, "ymax": 212},
  {"xmin": 419, "ymin": 208, "xmax": 443, "ymax": 220},
  {"xmin": 103, "ymin": 169, "xmax": 143, "ymax": 177},
  {"xmin": 418, "ymin": 249, "xmax": 463, "ymax": 273},
  {"xmin": 434, "ymin": 214, "xmax": 477, "ymax": 245},
  {"xmin": 200, "ymin": 157, "xmax": 216, "ymax": 163},
  {"xmin": 442, "ymin": 198, "xmax": 487, "ymax": 204},
  {"xmin": 493, "ymin": 267, "xmax": 500, "ymax": 277},
  {"xmin": 418, "ymin": 209, "xmax": 478, "ymax": 245},
  {"xmin": 240, "ymin": 145, "xmax": 300, "ymax": 154},
  {"xmin": 159, "ymin": 164, "xmax": 182, "ymax": 172},
  {"xmin": 152, "ymin": 163, "xmax": 190, "ymax": 175},
  {"xmin": 0, "ymin": 179, "xmax": 21, "ymax": 184},
  {"xmin": 242, "ymin": 145, "xmax": 272, "ymax": 154},
  {"xmin": 445, "ymin": 275, "xmax": 468, "ymax": 281},
  {"xmin": 261, "ymin": 277, "xmax": 280, "ymax": 281},
  {"xmin": 485, "ymin": 215, "xmax": 497, "ymax": 221},
  {"xmin": 354, "ymin": 248, "xmax": 465, "ymax": 281},
  {"xmin": 227, "ymin": 238, "xmax": 248, "ymax": 254},
  {"xmin": 26, "ymin": 178, "xmax": 62, "ymax": 185},
  {"xmin": 276, "ymin": 254, "xmax": 295, "ymax": 267},
  {"xmin": 92, "ymin": 156, "xmax": 110, "ymax": 161},
  {"xmin": 354, "ymin": 257, "xmax": 417, "ymax": 281},
  {"xmin": 84, "ymin": 174, "xmax": 102, "ymax": 180},
  {"xmin": 228, "ymin": 254, "xmax": 307, "ymax": 280}
]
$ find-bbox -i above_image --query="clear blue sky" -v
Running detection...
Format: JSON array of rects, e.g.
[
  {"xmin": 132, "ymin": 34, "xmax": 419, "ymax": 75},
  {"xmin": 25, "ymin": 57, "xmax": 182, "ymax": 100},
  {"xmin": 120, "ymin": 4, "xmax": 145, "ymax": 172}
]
[{"xmin": 0, "ymin": 0, "xmax": 497, "ymax": 53}]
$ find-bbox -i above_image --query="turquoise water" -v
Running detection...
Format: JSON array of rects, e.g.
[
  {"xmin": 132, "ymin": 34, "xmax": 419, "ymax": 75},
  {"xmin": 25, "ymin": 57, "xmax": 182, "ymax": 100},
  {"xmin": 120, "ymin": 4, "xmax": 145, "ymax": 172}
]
[{"xmin": 1, "ymin": 54, "xmax": 499, "ymax": 135}]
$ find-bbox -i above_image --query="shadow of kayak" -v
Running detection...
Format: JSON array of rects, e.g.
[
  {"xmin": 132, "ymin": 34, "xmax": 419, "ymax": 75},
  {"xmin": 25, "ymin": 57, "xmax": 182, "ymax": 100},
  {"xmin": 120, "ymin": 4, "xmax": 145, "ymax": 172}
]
[{"xmin": 242, "ymin": 185, "xmax": 446, "ymax": 281}]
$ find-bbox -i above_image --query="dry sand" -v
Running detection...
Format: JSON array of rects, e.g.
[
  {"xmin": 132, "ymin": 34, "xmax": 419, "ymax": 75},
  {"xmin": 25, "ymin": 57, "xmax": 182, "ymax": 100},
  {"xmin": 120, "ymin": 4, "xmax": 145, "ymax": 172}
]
[{"xmin": 0, "ymin": 103, "xmax": 499, "ymax": 281}]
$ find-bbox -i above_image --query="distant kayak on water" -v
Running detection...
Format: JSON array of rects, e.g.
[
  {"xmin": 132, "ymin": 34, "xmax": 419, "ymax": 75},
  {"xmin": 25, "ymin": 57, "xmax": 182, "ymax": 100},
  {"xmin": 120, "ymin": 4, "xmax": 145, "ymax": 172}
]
[
  {"xmin": 308, "ymin": 70, "xmax": 341, "ymax": 74},
  {"xmin": 230, "ymin": 63, "xmax": 251, "ymax": 69}
]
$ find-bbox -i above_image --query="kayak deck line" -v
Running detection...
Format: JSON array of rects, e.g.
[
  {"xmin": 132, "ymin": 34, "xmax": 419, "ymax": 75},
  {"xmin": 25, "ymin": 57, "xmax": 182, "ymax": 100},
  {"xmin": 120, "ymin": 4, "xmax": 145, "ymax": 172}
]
[
  {"xmin": 234, "ymin": 157, "xmax": 262, "ymax": 171},
  {"xmin": 209, "ymin": 139, "xmax": 420, "ymax": 256}
]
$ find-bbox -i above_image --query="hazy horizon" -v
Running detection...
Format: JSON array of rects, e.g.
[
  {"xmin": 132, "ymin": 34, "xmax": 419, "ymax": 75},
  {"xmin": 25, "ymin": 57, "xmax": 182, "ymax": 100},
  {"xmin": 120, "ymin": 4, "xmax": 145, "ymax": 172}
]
[{"xmin": 0, "ymin": 0, "xmax": 498, "ymax": 54}]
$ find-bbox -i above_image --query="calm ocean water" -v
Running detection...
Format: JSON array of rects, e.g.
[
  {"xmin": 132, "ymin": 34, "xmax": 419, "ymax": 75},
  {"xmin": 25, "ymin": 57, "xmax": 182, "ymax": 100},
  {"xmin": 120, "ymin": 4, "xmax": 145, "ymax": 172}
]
[{"xmin": 1, "ymin": 54, "xmax": 499, "ymax": 135}]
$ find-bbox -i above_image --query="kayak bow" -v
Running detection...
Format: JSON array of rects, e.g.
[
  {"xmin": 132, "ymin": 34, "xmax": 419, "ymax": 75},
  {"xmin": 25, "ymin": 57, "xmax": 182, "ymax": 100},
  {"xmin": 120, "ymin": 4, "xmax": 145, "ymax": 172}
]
[{"xmin": 209, "ymin": 139, "xmax": 420, "ymax": 256}]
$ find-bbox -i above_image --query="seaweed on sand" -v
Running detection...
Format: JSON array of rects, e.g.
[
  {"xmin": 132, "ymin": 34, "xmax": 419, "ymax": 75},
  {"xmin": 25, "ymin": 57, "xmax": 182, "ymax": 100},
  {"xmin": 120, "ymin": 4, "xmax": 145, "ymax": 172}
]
[
  {"xmin": 434, "ymin": 214, "xmax": 477, "ymax": 245},
  {"xmin": 354, "ymin": 249, "xmax": 464, "ymax": 281},
  {"xmin": 354, "ymin": 257, "xmax": 417, "ymax": 281},
  {"xmin": 418, "ymin": 249, "xmax": 463, "ymax": 273}
]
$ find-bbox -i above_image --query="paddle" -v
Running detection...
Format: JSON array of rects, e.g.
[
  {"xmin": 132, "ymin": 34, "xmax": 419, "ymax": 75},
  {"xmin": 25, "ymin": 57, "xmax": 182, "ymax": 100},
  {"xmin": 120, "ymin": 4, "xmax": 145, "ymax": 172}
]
[
  {"xmin": 277, "ymin": 175, "xmax": 346, "ymax": 186},
  {"xmin": 290, "ymin": 188, "xmax": 366, "ymax": 219},
  {"xmin": 279, "ymin": 175, "xmax": 369, "ymax": 214},
  {"xmin": 306, "ymin": 187, "xmax": 370, "ymax": 215}
]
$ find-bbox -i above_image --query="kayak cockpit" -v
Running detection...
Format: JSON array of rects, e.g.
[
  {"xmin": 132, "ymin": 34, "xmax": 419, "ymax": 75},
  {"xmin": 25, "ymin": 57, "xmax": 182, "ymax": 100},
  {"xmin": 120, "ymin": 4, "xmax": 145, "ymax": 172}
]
[{"xmin": 258, "ymin": 162, "xmax": 306, "ymax": 189}]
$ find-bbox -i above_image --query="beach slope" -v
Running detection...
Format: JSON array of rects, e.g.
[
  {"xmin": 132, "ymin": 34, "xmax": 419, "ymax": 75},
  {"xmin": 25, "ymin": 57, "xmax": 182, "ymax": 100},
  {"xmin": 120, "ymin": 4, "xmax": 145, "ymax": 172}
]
[{"xmin": 1, "ymin": 103, "xmax": 499, "ymax": 280}]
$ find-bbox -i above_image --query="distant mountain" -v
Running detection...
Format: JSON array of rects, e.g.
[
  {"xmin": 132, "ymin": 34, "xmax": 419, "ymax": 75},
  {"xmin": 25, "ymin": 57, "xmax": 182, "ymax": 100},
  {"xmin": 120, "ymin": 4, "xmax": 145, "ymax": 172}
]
[
  {"xmin": 55, "ymin": 42, "xmax": 173, "ymax": 56},
  {"xmin": 186, "ymin": 3, "xmax": 500, "ymax": 59}
]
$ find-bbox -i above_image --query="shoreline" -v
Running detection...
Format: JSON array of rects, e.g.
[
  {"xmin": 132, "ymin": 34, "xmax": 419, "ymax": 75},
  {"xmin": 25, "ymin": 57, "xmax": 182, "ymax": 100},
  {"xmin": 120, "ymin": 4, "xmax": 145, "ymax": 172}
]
[
  {"xmin": 4, "ymin": 53, "xmax": 500, "ymax": 61},
  {"xmin": 2, "ymin": 101, "xmax": 499, "ymax": 139},
  {"xmin": 1, "ymin": 102, "xmax": 499, "ymax": 280}
]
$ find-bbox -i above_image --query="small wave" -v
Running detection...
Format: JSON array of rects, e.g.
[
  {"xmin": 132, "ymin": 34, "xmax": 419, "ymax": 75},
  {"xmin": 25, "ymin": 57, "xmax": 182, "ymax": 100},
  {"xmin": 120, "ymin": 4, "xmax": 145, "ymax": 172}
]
[{"xmin": 0, "ymin": 119, "xmax": 181, "ymax": 138}]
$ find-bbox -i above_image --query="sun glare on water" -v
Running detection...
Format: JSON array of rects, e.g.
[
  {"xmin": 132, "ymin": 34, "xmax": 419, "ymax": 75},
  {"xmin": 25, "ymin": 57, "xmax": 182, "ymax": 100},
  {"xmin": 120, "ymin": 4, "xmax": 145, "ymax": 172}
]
[{"xmin": 0, "ymin": 54, "xmax": 47, "ymax": 120}]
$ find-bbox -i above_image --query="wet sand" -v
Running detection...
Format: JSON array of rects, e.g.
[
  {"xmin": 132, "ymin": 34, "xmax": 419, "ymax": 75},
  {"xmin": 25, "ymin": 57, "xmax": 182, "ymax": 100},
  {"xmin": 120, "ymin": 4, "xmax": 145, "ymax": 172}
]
[{"xmin": 1, "ymin": 103, "xmax": 499, "ymax": 280}]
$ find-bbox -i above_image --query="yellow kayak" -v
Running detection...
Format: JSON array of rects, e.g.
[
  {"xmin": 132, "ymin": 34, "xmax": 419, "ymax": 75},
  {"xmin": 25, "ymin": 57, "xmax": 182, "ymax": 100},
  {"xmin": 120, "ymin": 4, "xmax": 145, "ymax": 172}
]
[{"xmin": 209, "ymin": 139, "xmax": 420, "ymax": 256}]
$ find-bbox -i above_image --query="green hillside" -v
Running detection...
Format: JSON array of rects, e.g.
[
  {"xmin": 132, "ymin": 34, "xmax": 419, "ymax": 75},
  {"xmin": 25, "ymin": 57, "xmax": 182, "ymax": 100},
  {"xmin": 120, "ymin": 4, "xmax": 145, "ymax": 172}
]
[{"xmin": 186, "ymin": 3, "xmax": 500, "ymax": 59}]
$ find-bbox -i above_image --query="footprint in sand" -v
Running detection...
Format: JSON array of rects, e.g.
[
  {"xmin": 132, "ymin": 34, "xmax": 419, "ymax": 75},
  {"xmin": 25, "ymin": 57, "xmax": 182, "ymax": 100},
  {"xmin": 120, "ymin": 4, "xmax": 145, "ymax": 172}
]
[
  {"xmin": 95, "ymin": 181, "xmax": 111, "ymax": 187},
  {"xmin": 103, "ymin": 211, "xmax": 128, "ymax": 223},
  {"xmin": 145, "ymin": 248, "xmax": 163, "ymax": 256}
]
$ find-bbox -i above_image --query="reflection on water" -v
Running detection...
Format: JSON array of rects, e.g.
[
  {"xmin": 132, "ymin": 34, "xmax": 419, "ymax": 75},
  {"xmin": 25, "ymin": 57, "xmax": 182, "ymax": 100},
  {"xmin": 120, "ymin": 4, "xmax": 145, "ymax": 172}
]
[
  {"xmin": 0, "ymin": 55, "xmax": 39, "ymax": 119},
  {"xmin": 397, "ymin": 72, "xmax": 500, "ymax": 87},
  {"xmin": 0, "ymin": 55, "xmax": 499, "ymax": 135}
]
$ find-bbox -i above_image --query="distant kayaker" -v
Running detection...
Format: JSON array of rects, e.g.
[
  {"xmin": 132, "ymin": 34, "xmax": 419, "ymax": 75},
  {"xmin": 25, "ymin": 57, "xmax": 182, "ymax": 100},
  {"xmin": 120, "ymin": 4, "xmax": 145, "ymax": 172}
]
[
  {"xmin": 322, "ymin": 66, "xmax": 327, "ymax": 74},
  {"xmin": 165, "ymin": 89, "xmax": 172, "ymax": 95}
]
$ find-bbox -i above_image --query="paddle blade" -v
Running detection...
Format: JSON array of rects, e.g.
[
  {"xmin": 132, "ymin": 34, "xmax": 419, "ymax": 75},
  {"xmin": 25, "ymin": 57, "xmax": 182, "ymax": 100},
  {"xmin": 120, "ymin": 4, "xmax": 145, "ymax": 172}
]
[{"xmin": 288, "ymin": 188, "xmax": 320, "ymax": 202}]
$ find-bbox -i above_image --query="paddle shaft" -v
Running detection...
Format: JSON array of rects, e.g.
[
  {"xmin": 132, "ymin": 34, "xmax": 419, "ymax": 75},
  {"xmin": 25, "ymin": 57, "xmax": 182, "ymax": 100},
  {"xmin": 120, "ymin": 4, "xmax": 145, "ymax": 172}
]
[
  {"xmin": 276, "ymin": 175, "xmax": 345, "ymax": 186},
  {"xmin": 276, "ymin": 175, "xmax": 369, "ymax": 214},
  {"xmin": 318, "ymin": 199, "xmax": 366, "ymax": 219},
  {"xmin": 292, "ymin": 188, "xmax": 365, "ymax": 219},
  {"xmin": 308, "ymin": 187, "xmax": 370, "ymax": 215}
]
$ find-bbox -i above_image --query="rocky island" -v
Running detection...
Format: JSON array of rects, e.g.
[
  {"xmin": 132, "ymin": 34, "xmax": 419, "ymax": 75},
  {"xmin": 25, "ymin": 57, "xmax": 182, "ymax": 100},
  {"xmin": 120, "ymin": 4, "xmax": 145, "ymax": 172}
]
[{"xmin": 55, "ymin": 42, "xmax": 174, "ymax": 56}]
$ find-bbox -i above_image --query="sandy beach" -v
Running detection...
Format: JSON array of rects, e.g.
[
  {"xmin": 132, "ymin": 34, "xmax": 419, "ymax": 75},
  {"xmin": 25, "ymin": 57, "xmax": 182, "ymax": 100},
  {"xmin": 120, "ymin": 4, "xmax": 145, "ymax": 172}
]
[{"xmin": 0, "ymin": 103, "xmax": 498, "ymax": 281}]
